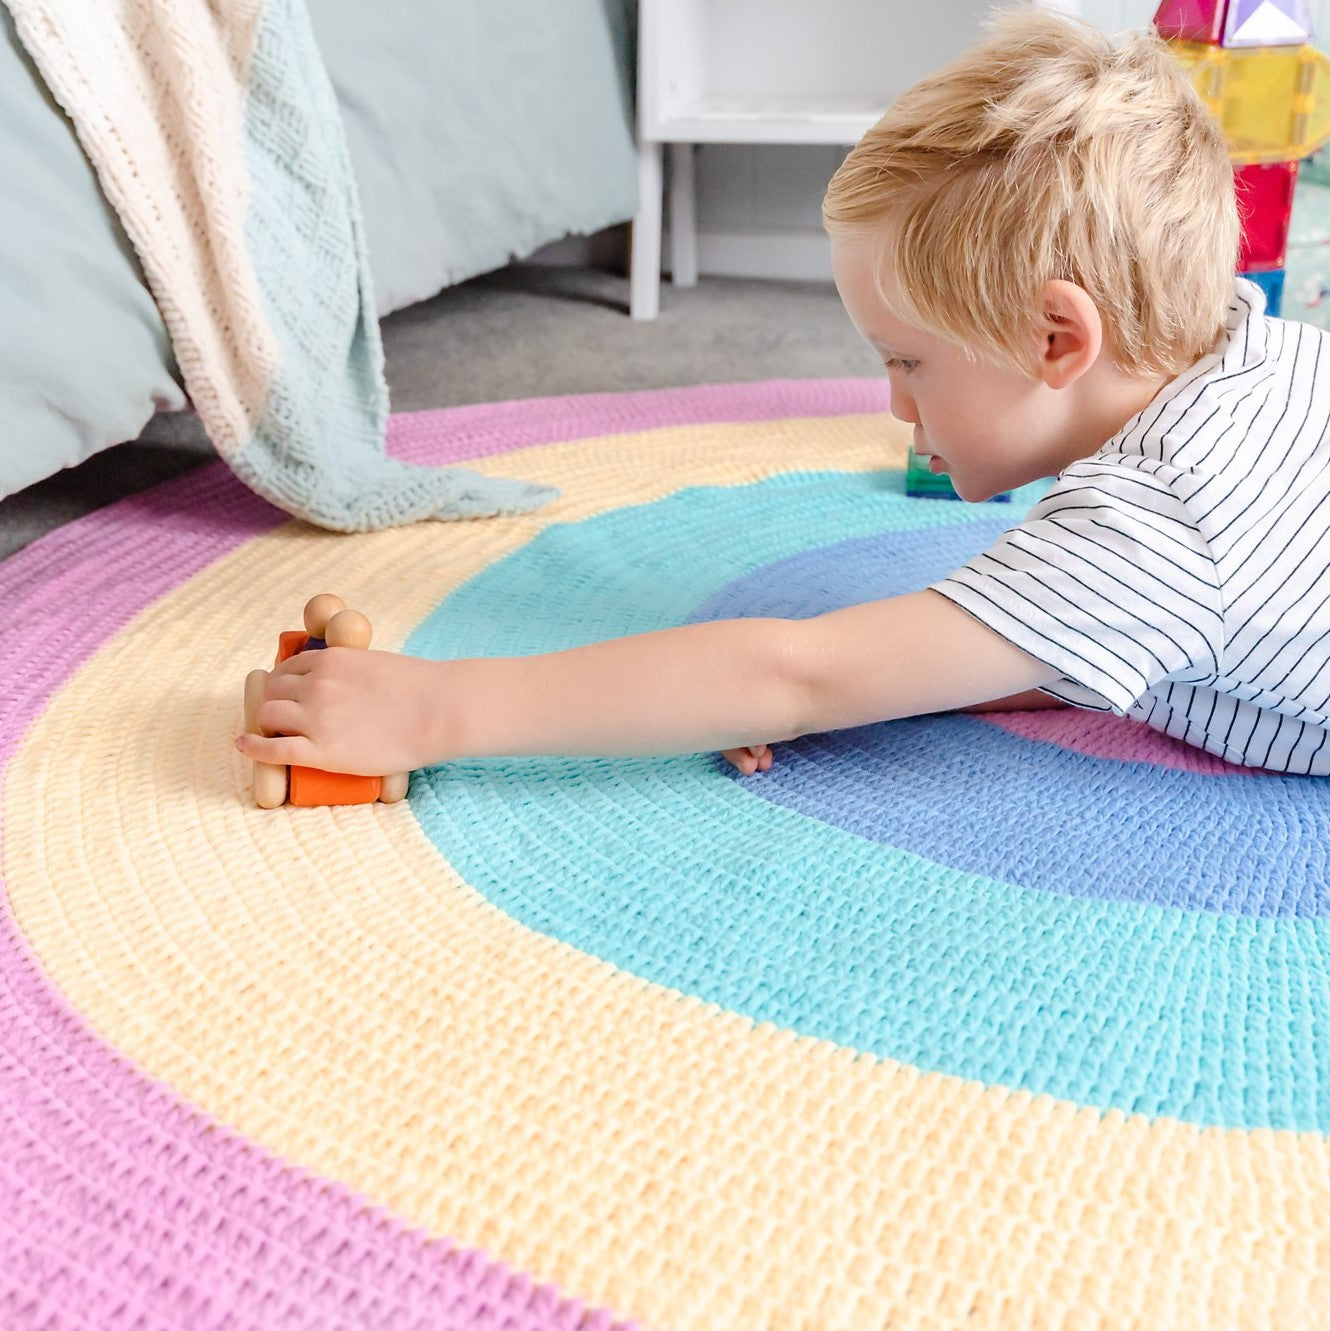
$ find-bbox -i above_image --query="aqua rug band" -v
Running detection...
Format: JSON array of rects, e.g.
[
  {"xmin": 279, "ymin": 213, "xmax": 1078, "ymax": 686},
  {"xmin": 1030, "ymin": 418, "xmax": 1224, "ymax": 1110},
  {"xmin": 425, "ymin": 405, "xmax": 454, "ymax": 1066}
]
[{"xmin": 412, "ymin": 471, "xmax": 1330, "ymax": 1131}]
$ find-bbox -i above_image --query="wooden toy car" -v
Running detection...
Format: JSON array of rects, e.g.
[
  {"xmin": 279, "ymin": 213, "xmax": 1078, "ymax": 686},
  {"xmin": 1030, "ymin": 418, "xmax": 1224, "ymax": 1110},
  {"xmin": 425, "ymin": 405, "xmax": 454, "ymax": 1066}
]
[{"xmin": 242, "ymin": 593, "xmax": 410, "ymax": 809}]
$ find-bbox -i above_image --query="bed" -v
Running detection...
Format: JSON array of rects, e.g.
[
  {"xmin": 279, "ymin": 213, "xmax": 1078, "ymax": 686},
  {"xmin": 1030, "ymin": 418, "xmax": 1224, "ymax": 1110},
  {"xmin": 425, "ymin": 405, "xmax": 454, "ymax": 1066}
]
[{"xmin": 0, "ymin": 0, "xmax": 638, "ymax": 501}]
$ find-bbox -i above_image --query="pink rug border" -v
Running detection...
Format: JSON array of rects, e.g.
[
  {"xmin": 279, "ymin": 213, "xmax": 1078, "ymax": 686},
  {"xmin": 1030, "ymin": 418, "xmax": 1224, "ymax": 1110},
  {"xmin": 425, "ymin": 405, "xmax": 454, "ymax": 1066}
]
[{"xmin": 384, "ymin": 377, "xmax": 889, "ymax": 464}]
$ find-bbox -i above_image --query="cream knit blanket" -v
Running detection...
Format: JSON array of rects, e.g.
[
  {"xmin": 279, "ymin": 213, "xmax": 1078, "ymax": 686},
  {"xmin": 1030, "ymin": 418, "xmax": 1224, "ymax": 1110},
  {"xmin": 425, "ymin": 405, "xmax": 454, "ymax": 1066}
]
[{"xmin": 5, "ymin": 0, "xmax": 555, "ymax": 529}]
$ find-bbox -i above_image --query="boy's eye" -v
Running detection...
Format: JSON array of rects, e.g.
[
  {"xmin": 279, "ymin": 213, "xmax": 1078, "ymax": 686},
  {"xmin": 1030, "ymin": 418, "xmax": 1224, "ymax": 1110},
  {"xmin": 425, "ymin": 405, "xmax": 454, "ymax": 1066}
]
[{"xmin": 883, "ymin": 357, "xmax": 918, "ymax": 373}]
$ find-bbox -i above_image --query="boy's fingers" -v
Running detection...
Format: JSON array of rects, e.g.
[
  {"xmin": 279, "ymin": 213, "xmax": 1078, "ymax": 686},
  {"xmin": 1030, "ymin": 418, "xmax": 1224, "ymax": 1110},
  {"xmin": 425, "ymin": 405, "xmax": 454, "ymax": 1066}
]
[
  {"xmin": 235, "ymin": 731, "xmax": 315, "ymax": 767},
  {"xmin": 720, "ymin": 744, "xmax": 773, "ymax": 775},
  {"xmin": 269, "ymin": 653, "xmax": 316, "ymax": 679},
  {"xmin": 260, "ymin": 672, "xmax": 306, "ymax": 702},
  {"xmin": 254, "ymin": 698, "xmax": 306, "ymax": 737}
]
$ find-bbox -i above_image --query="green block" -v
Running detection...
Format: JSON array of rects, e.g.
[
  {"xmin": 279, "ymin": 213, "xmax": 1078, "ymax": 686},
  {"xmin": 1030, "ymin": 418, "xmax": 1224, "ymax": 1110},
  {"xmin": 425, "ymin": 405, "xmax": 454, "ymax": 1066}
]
[{"xmin": 905, "ymin": 447, "xmax": 1010, "ymax": 501}]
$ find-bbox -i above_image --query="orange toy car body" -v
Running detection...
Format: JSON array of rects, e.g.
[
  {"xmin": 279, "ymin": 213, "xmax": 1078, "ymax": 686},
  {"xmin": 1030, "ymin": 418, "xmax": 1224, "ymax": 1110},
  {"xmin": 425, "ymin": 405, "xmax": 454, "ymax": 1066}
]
[
  {"xmin": 273, "ymin": 631, "xmax": 383, "ymax": 806},
  {"xmin": 242, "ymin": 596, "xmax": 409, "ymax": 809}
]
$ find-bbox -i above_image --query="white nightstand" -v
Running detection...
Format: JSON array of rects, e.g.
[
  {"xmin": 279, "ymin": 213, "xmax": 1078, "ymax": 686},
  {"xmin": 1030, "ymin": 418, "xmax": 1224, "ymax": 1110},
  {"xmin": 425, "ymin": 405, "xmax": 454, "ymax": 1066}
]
[{"xmin": 630, "ymin": 0, "xmax": 1077, "ymax": 319}]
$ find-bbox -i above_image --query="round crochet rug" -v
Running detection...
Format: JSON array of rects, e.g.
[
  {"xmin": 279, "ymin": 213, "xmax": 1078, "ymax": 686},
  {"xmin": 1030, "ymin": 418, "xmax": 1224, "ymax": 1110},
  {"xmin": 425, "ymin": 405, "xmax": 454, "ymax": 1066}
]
[{"xmin": 3, "ymin": 379, "xmax": 1329, "ymax": 1331}]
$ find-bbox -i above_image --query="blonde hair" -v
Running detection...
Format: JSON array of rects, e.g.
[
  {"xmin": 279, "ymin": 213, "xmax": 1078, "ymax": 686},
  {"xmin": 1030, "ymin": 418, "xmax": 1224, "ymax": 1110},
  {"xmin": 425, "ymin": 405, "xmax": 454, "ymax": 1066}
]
[{"xmin": 822, "ymin": 6, "xmax": 1239, "ymax": 376}]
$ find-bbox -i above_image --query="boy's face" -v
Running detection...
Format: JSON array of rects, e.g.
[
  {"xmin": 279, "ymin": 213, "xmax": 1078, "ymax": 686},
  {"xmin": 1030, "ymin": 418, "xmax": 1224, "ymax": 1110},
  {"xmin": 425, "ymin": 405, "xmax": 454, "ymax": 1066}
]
[{"xmin": 831, "ymin": 237, "xmax": 1078, "ymax": 502}]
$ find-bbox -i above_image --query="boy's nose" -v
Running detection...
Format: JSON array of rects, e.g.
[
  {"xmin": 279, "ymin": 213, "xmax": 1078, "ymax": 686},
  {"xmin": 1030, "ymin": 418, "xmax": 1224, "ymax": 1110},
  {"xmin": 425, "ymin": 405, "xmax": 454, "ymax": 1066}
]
[{"xmin": 888, "ymin": 388, "xmax": 919, "ymax": 426}]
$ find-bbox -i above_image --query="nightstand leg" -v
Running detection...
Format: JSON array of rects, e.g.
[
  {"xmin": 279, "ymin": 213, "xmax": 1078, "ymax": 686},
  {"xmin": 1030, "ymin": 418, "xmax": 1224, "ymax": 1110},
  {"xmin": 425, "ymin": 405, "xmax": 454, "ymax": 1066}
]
[
  {"xmin": 631, "ymin": 139, "xmax": 663, "ymax": 320},
  {"xmin": 669, "ymin": 142, "xmax": 698, "ymax": 287}
]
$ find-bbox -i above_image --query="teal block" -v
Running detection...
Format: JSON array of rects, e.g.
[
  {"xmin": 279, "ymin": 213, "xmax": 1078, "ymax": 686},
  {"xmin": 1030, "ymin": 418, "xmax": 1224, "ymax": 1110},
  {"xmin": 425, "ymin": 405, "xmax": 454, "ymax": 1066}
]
[{"xmin": 905, "ymin": 446, "xmax": 1011, "ymax": 501}]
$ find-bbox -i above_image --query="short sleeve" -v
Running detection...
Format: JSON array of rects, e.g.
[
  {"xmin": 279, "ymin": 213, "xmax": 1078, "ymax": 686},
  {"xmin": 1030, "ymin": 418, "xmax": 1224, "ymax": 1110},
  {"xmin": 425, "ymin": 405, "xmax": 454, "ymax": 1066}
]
[{"xmin": 931, "ymin": 461, "xmax": 1225, "ymax": 714}]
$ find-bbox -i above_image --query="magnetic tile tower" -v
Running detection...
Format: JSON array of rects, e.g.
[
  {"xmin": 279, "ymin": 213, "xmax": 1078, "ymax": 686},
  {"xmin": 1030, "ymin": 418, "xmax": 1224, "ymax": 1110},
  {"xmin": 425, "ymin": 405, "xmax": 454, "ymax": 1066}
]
[{"xmin": 1156, "ymin": 0, "xmax": 1330, "ymax": 316}]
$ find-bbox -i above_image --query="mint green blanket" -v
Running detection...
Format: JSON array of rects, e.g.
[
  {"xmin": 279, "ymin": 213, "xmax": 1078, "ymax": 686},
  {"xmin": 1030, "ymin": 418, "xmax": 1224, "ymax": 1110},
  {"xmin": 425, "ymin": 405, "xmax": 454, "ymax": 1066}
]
[{"xmin": 5, "ymin": 0, "xmax": 555, "ymax": 530}]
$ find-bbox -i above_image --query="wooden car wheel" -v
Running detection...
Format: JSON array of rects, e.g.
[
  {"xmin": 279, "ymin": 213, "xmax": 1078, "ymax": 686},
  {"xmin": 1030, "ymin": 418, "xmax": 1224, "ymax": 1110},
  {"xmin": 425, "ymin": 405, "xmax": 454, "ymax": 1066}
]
[
  {"xmin": 379, "ymin": 771, "xmax": 409, "ymax": 803},
  {"xmin": 243, "ymin": 668, "xmax": 289, "ymax": 809}
]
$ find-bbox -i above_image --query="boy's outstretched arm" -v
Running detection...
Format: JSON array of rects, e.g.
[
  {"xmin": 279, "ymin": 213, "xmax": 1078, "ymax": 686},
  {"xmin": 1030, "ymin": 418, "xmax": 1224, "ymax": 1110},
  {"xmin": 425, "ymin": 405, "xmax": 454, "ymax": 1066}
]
[{"xmin": 235, "ymin": 591, "xmax": 1059, "ymax": 776}]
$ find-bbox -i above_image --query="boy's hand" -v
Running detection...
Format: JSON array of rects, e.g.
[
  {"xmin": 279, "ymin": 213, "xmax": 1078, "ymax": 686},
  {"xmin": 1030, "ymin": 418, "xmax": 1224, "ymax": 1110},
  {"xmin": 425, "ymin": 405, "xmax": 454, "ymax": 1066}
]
[
  {"xmin": 722, "ymin": 743, "xmax": 773, "ymax": 775},
  {"xmin": 235, "ymin": 648, "xmax": 439, "ymax": 776}
]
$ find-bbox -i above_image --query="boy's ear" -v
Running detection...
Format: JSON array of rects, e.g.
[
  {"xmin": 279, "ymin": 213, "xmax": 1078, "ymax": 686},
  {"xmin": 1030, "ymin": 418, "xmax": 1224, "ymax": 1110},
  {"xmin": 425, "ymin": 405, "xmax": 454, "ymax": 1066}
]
[{"xmin": 1033, "ymin": 280, "xmax": 1103, "ymax": 390}]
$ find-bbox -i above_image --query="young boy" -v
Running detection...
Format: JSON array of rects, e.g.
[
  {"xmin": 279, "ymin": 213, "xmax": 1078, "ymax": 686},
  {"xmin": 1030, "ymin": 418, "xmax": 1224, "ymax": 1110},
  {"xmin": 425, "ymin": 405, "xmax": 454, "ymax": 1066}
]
[{"xmin": 237, "ymin": 7, "xmax": 1330, "ymax": 779}]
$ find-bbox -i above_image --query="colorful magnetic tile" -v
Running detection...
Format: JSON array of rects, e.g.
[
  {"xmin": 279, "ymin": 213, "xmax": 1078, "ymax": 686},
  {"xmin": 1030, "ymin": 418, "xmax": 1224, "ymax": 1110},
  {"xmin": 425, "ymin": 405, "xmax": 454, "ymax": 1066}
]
[
  {"xmin": 905, "ymin": 447, "xmax": 1010, "ymax": 501},
  {"xmin": 1171, "ymin": 41, "xmax": 1330, "ymax": 164},
  {"xmin": 1243, "ymin": 265, "xmax": 1286, "ymax": 313},
  {"xmin": 1223, "ymin": 0, "xmax": 1313, "ymax": 47},
  {"xmin": 1236, "ymin": 161, "xmax": 1299, "ymax": 269},
  {"xmin": 905, "ymin": 447, "xmax": 962, "ymax": 500},
  {"xmin": 1155, "ymin": 0, "xmax": 1229, "ymax": 44}
]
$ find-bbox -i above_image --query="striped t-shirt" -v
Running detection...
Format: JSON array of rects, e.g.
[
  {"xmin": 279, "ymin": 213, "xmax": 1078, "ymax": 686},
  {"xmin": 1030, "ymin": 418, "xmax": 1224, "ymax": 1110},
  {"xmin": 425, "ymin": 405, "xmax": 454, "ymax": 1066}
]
[{"xmin": 934, "ymin": 279, "xmax": 1330, "ymax": 774}]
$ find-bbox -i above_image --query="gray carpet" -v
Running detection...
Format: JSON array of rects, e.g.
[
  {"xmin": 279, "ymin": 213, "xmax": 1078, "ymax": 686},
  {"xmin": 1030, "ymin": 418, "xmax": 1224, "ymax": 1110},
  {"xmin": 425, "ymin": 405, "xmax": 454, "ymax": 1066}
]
[{"xmin": 0, "ymin": 265, "xmax": 876, "ymax": 560}]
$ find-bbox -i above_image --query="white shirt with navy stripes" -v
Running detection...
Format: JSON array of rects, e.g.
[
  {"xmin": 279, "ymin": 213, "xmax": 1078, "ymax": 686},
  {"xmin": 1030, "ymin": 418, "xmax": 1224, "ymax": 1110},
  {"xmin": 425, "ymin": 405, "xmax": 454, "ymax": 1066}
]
[{"xmin": 933, "ymin": 278, "xmax": 1330, "ymax": 774}]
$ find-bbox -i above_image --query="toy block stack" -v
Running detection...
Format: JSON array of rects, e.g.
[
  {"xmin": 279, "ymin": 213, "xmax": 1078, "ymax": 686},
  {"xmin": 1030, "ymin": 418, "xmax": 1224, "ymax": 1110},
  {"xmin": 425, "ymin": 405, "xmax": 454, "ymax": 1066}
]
[{"xmin": 1155, "ymin": 0, "xmax": 1330, "ymax": 317}]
